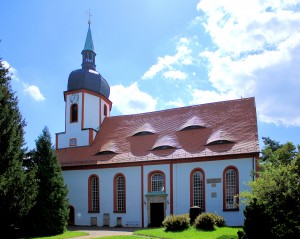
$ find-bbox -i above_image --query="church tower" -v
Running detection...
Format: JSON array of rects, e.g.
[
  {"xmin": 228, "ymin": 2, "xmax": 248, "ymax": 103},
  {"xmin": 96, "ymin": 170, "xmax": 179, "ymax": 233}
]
[{"xmin": 56, "ymin": 21, "xmax": 112, "ymax": 149}]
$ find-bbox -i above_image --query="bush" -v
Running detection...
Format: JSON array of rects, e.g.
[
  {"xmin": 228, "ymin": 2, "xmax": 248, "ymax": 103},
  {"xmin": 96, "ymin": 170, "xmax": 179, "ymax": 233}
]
[
  {"xmin": 194, "ymin": 213, "xmax": 216, "ymax": 231},
  {"xmin": 162, "ymin": 214, "xmax": 190, "ymax": 231},
  {"xmin": 194, "ymin": 213, "xmax": 226, "ymax": 231},
  {"xmin": 242, "ymin": 198, "xmax": 271, "ymax": 239},
  {"xmin": 213, "ymin": 214, "xmax": 226, "ymax": 227}
]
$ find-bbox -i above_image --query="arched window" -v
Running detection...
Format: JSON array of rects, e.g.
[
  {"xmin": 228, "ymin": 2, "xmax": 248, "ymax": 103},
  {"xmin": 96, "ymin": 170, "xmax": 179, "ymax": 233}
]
[
  {"xmin": 114, "ymin": 174, "xmax": 126, "ymax": 212},
  {"xmin": 88, "ymin": 174, "xmax": 99, "ymax": 212},
  {"xmin": 223, "ymin": 166, "xmax": 239, "ymax": 210},
  {"xmin": 104, "ymin": 104, "xmax": 108, "ymax": 117},
  {"xmin": 190, "ymin": 168, "xmax": 205, "ymax": 210},
  {"xmin": 148, "ymin": 171, "xmax": 165, "ymax": 192},
  {"xmin": 70, "ymin": 104, "xmax": 78, "ymax": 123}
]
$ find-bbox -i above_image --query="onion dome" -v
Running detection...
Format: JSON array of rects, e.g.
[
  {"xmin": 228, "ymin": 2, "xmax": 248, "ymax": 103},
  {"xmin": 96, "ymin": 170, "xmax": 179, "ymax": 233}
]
[{"xmin": 67, "ymin": 22, "xmax": 110, "ymax": 98}]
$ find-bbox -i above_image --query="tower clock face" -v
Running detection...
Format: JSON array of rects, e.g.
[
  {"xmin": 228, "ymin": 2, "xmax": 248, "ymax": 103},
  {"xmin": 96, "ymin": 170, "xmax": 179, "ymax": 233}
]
[{"xmin": 69, "ymin": 93, "xmax": 79, "ymax": 104}]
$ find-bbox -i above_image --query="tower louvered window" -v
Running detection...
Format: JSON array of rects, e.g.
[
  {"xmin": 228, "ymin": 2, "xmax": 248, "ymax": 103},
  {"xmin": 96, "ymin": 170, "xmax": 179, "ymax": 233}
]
[{"xmin": 71, "ymin": 104, "xmax": 78, "ymax": 123}]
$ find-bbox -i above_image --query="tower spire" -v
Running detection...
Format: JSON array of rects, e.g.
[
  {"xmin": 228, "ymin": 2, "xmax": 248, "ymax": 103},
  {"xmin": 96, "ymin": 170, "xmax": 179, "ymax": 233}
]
[
  {"xmin": 87, "ymin": 8, "xmax": 92, "ymax": 27},
  {"xmin": 81, "ymin": 9, "xmax": 96, "ymax": 70}
]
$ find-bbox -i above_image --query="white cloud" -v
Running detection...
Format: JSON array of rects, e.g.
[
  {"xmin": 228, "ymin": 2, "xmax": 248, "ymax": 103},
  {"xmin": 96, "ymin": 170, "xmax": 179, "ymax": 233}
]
[
  {"xmin": 2, "ymin": 60, "xmax": 20, "ymax": 82},
  {"xmin": 110, "ymin": 82, "xmax": 157, "ymax": 115},
  {"xmin": 142, "ymin": 37, "xmax": 192, "ymax": 80},
  {"xmin": 194, "ymin": 0, "xmax": 300, "ymax": 126},
  {"xmin": 163, "ymin": 70, "xmax": 187, "ymax": 80},
  {"xmin": 166, "ymin": 99, "xmax": 186, "ymax": 108},
  {"xmin": 23, "ymin": 84, "xmax": 46, "ymax": 101},
  {"xmin": 3, "ymin": 61, "xmax": 46, "ymax": 102},
  {"xmin": 190, "ymin": 89, "xmax": 238, "ymax": 105}
]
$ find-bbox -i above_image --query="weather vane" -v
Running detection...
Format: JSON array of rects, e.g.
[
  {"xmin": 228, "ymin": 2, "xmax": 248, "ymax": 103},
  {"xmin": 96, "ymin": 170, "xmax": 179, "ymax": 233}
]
[{"xmin": 86, "ymin": 8, "xmax": 92, "ymax": 26}]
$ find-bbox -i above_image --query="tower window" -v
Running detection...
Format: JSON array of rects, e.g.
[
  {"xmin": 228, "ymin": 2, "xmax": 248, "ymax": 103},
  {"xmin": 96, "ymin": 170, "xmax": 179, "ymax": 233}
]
[
  {"xmin": 104, "ymin": 104, "xmax": 108, "ymax": 117},
  {"xmin": 69, "ymin": 138, "xmax": 77, "ymax": 147},
  {"xmin": 70, "ymin": 104, "xmax": 78, "ymax": 123}
]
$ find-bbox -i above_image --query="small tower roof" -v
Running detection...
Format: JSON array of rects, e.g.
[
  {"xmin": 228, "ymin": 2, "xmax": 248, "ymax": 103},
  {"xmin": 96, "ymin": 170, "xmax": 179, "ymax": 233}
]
[{"xmin": 83, "ymin": 24, "xmax": 94, "ymax": 51}]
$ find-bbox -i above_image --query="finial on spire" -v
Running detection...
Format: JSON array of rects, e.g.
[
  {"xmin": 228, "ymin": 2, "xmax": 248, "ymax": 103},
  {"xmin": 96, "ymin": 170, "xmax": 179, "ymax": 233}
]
[{"xmin": 86, "ymin": 8, "xmax": 92, "ymax": 26}]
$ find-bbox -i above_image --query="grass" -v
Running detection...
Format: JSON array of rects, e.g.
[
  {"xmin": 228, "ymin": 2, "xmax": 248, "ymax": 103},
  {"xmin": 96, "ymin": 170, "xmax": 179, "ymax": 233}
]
[
  {"xmin": 133, "ymin": 226, "xmax": 241, "ymax": 239},
  {"xmin": 30, "ymin": 226, "xmax": 241, "ymax": 239},
  {"xmin": 30, "ymin": 230, "xmax": 88, "ymax": 239},
  {"xmin": 89, "ymin": 227, "xmax": 241, "ymax": 239}
]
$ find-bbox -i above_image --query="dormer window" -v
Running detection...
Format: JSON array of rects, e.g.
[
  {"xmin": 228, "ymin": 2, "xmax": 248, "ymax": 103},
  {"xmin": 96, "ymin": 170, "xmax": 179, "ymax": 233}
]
[
  {"xmin": 70, "ymin": 104, "xmax": 78, "ymax": 123},
  {"xmin": 206, "ymin": 130, "xmax": 235, "ymax": 146},
  {"xmin": 179, "ymin": 116, "xmax": 206, "ymax": 131},
  {"xmin": 132, "ymin": 131, "xmax": 154, "ymax": 136},
  {"xmin": 207, "ymin": 140, "xmax": 233, "ymax": 145},
  {"xmin": 96, "ymin": 141, "xmax": 118, "ymax": 155},
  {"xmin": 151, "ymin": 135, "xmax": 178, "ymax": 150},
  {"xmin": 132, "ymin": 123, "xmax": 155, "ymax": 136},
  {"xmin": 96, "ymin": 150, "xmax": 116, "ymax": 155},
  {"xmin": 152, "ymin": 145, "xmax": 176, "ymax": 150}
]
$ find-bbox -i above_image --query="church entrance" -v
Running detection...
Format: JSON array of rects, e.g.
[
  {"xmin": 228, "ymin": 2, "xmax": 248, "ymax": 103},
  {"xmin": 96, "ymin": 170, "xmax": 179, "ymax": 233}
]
[
  {"xmin": 150, "ymin": 203, "xmax": 164, "ymax": 227},
  {"xmin": 68, "ymin": 206, "xmax": 75, "ymax": 226}
]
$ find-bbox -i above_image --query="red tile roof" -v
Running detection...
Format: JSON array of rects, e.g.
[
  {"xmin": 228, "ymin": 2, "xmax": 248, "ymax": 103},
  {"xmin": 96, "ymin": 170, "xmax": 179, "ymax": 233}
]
[{"xmin": 57, "ymin": 97, "xmax": 259, "ymax": 168}]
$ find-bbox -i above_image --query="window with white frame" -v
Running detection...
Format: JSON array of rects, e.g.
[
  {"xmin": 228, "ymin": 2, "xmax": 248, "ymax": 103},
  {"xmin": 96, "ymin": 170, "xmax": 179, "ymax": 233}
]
[
  {"xmin": 224, "ymin": 168, "xmax": 238, "ymax": 209},
  {"xmin": 91, "ymin": 176, "xmax": 99, "ymax": 211},
  {"xmin": 116, "ymin": 175, "xmax": 125, "ymax": 211},
  {"xmin": 193, "ymin": 171, "xmax": 204, "ymax": 209},
  {"xmin": 151, "ymin": 173, "xmax": 165, "ymax": 192}
]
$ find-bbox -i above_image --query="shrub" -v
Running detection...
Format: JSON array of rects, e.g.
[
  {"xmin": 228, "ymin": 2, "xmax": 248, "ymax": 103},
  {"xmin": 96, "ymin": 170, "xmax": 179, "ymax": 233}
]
[
  {"xmin": 213, "ymin": 214, "xmax": 226, "ymax": 227},
  {"xmin": 194, "ymin": 213, "xmax": 216, "ymax": 231},
  {"xmin": 162, "ymin": 214, "xmax": 190, "ymax": 231},
  {"xmin": 242, "ymin": 198, "xmax": 271, "ymax": 239}
]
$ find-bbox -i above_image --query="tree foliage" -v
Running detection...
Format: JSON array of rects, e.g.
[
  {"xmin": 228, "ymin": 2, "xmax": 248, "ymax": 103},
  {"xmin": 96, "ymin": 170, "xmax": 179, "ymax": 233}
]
[
  {"xmin": 24, "ymin": 127, "xmax": 69, "ymax": 236},
  {"xmin": 241, "ymin": 138, "xmax": 300, "ymax": 239},
  {"xmin": 0, "ymin": 59, "xmax": 38, "ymax": 235}
]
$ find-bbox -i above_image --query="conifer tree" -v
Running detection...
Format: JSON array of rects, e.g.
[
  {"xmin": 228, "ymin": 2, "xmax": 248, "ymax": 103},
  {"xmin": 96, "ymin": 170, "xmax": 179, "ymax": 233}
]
[
  {"xmin": 0, "ymin": 59, "xmax": 38, "ymax": 235},
  {"xmin": 26, "ymin": 127, "xmax": 69, "ymax": 236}
]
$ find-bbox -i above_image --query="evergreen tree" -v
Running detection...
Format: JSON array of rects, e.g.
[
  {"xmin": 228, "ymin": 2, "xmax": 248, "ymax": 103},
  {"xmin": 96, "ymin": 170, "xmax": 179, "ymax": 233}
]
[
  {"xmin": 0, "ymin": 59, "xmax": 37, "ymax": 236},
  {"xmin": 26, "ymin": 127, "xmax": 69, "ymax": 236},
  {"xmin": 0, "ymin": 59, "xmax": 38, "ymax": 235}
]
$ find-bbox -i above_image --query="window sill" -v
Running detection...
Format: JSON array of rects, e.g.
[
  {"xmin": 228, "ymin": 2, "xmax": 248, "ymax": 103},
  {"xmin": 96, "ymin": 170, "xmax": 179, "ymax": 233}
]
[
  {"xmin": 113, "ymin": 210, "xmax": 126, "ymax": 214},
  {"xmin": 88, "ymin": 210, "xmax": 100, "ymax": 213},
  {"xmin": 223, "ymin": 208, "xmax": 239, "ymax": 212}
]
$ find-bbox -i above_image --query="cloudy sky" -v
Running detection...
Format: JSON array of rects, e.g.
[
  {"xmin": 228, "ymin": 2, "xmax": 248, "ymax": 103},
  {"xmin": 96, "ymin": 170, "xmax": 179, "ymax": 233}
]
[{"xmin": 1, "ymin": 0, "xmax": 299, "ymax": 150}]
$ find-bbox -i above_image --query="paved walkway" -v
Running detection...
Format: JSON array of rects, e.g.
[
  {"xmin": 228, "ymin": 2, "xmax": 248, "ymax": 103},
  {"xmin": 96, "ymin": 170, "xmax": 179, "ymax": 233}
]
[{"xmin": 68, "ymin": 226, "xmax": 137, "ymax": 238}]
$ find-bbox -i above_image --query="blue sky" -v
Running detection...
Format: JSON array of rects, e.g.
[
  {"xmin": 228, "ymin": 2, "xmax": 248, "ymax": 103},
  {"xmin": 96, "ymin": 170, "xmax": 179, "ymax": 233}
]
[{"xmin": 1, "ymin": 0, "xmax": 299, "ymax": 150}]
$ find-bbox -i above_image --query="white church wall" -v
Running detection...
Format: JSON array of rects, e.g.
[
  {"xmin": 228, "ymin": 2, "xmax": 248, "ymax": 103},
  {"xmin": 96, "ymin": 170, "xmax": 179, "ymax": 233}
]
[
  {"xmin": 63, "ymin": 166, "xmax": 143, "ymax": 227},
  {"xmin": 63, "ymin": 157, "xmax": 254, "ymax": 227},
  {"xmin": 173, "ymin": 157, "xmax": 254, "ymax": 226},
  {"xmin": 83, "ymin": 93, "xmax": 100, "ymax": 129},
  {"xmin": 63, "ymin": 169, "xmax": 89, "ymax": 226},
  {"xmin": 58, "ymin": 92, "xmax": 90, "ymax": 148},
  {"xmin": 143, "ymin": 164, "xmax": 170, "ymax": 227}
]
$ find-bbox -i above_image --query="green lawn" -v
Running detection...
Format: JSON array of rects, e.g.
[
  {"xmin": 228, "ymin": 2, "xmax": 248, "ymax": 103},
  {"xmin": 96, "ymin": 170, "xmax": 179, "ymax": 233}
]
[
  {"xmin": 133, "ymin": 227, "xmax": 241, "ymax": 239},
  {"xmin": 30, "ymin": 227, "xmax": 241, "ymax": 239},
  {"xmin": 30, "ymin": 230, "xmax": 88, "ymax": 239},
  {"xmin": 91, "ymin": 227, "xmax": 241, "ymax": 239}
]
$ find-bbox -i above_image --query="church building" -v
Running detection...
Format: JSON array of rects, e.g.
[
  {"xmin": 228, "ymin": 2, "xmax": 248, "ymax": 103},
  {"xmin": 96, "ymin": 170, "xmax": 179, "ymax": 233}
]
[{"xmin": 56, "ymin": 22, "xmax": 260, "ymax": 228}]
